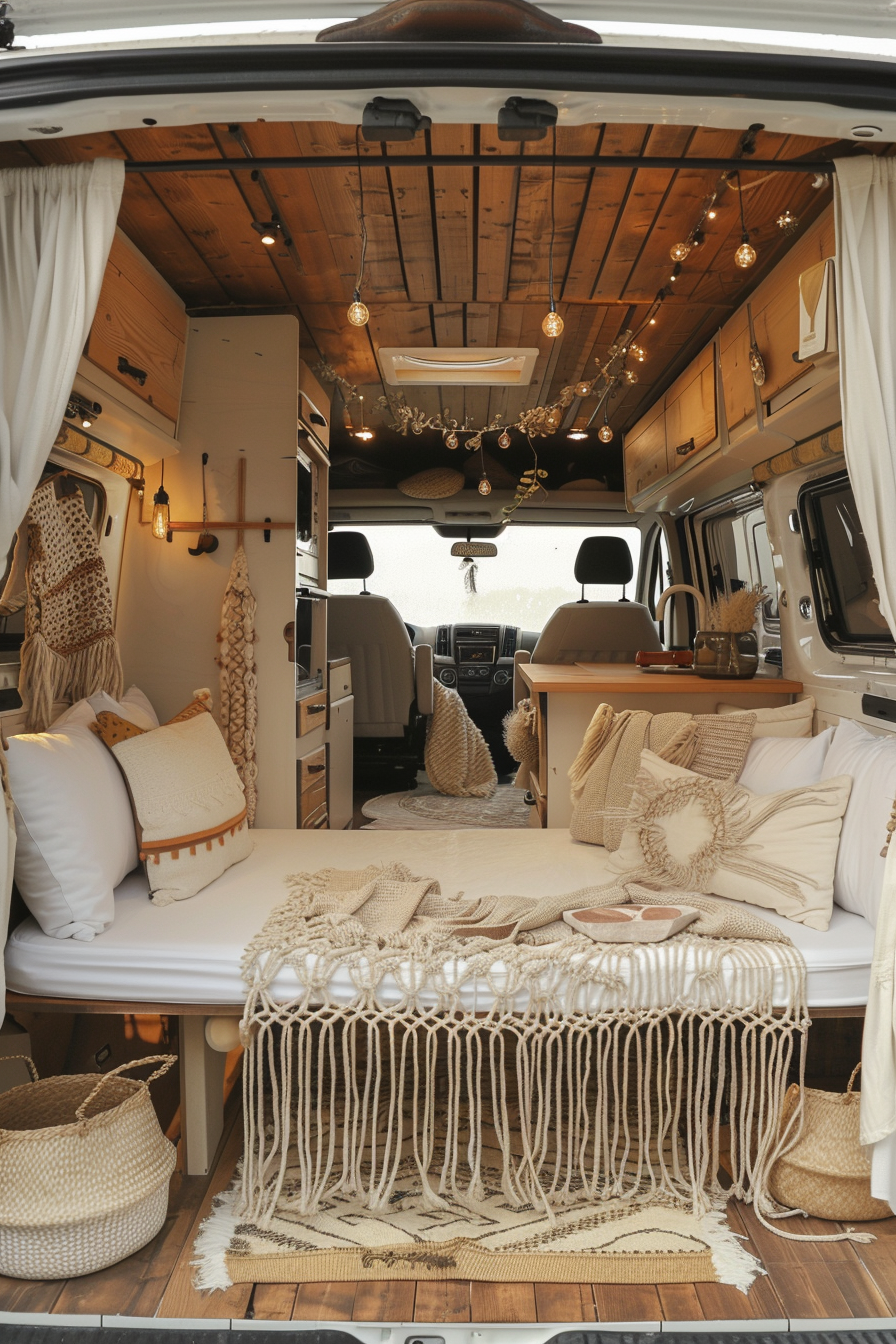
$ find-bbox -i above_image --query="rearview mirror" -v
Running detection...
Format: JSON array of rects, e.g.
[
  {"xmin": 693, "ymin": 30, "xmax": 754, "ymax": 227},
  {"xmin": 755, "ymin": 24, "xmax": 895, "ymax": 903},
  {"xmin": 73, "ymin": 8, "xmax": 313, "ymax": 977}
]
[{"xmin": 450, "ymin": 541, "xmax": 498, "ymax": 558}]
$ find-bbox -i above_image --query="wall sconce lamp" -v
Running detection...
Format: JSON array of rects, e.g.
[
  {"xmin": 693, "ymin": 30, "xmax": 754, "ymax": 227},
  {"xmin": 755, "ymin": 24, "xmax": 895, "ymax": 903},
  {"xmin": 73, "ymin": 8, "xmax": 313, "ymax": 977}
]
[
  {"xmin": 152, "ymin": 461, "xmax": 171, "ymax": 542},
  {"xmin": 65, "ymin": 392, "xmax": 102, "ymax": 429}
]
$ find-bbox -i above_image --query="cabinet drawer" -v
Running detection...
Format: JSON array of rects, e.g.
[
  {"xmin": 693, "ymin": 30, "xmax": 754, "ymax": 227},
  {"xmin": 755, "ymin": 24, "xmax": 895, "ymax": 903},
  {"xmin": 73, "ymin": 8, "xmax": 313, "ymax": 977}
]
[
  {"xmin": 299, "ymin": 746, "xmax": 327, "ymax": 794},
  {"xmin": 299, "ymin": 781, "xmax": 328, "ymax": 829},
  {"xmin": 298, "ymin": 689, "xmax": 328, "ymax": 736},
  {"xmin": 84, "ymin": 233, "xmax": 187, "ymax": 425}
]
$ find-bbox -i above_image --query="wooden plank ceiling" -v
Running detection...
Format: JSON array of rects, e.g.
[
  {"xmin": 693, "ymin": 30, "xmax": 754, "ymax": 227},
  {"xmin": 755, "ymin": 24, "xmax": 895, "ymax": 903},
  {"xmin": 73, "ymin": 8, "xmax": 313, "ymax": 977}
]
[{"xmin": 0, "ymin": 121, "xmax": 843, "ymax": 490}]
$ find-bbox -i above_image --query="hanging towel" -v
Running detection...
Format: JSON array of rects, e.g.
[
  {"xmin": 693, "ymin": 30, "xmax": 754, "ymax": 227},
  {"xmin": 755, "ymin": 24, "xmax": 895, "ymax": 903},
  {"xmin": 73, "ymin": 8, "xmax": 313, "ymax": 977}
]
[
  {"xmin": 18, "ymin": 478, "xmax": 123, "ymax": 731},
  {"xmin": 424, "ymin": 679, "xmax": 497, "ymax": 798}
]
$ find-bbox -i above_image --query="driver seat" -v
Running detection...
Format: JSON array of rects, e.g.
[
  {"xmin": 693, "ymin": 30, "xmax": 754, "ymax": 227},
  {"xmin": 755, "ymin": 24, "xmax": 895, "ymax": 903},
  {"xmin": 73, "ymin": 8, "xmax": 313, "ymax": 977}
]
[
  {"xmin": 327, "ymin": 532, "xmax": 433, "ymax": 779},
  {"xmin": 513, "ymin": 536, "xmax": 660, "ymax": 701}
]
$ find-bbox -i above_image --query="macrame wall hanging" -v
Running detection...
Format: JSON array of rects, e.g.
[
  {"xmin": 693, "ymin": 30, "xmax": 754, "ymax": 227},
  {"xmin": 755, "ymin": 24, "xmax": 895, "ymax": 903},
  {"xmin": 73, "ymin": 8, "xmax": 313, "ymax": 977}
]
[
  {"xmin": 217, "ymin": 461, "xmax": 259, "ymax": 825},
  {"xmin": 19, "ymin": 475, "xmax": 123, "ymax": 731}
]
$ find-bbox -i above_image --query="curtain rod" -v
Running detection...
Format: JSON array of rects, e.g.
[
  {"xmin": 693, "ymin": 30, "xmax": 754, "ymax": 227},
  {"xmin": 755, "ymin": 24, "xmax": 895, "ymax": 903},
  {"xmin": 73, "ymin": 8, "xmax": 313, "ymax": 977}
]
[{"xmin": 123, "ymin": 155, "xmax": 835, "ymax": 174}]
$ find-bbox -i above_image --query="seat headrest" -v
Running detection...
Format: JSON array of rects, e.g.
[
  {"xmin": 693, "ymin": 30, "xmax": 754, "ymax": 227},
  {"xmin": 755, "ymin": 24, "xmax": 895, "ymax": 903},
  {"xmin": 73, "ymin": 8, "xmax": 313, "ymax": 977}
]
[
  {"xmin": 328, "ymin": 531, "xmax": 374, "ymax": 580},
  {"xmin": 574, "ymin": 536, "xmax": 633, "ymax": 587}
]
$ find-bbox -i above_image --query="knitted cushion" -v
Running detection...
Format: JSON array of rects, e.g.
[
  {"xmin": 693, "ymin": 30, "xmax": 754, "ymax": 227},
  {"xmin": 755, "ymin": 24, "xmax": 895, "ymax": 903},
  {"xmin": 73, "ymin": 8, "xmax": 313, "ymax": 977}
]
[
  {"xmin": 609, "ymin": 749, "xmax": 853, "ymax": 931},
  {"xmin": 92, "ymin": 700, "xmax": 252, "ymax": 906}
]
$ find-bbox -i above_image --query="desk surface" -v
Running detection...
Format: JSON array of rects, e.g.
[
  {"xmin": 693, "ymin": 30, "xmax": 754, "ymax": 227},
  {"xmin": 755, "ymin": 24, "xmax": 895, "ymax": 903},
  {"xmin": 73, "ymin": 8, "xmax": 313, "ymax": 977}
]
[{"xmin": 519, "ymin": 662, "xmax": 804, "ymax": 696}]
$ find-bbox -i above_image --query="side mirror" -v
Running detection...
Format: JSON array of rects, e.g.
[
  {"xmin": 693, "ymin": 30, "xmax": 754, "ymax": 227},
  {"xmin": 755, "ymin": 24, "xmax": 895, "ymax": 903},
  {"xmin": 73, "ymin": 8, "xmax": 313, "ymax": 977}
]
[{"xmin": 450, "ymin": 541, "xmax": 497, "ymax": 558}]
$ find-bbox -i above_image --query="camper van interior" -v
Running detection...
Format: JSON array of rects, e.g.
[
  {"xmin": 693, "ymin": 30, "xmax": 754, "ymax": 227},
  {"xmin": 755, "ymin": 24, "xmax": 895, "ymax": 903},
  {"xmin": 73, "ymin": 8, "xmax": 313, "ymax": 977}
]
[{"xmin": 4, "ymin": 0, "xmax": 896, "ymax": 1334}]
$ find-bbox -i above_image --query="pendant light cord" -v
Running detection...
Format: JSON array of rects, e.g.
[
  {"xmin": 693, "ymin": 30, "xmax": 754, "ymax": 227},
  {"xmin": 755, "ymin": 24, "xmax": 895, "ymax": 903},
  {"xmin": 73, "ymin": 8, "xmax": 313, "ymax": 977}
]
[
  {"xmin": 737, "ymin": 170, "xmax": 748, "ymax": 238},
  {"xmin": 355, "ymin": 125, "xmax": 368, "ymax": 294},
  {"xmin": 548, "ymin": 123, "xmax": 557, "ymax": 307}
]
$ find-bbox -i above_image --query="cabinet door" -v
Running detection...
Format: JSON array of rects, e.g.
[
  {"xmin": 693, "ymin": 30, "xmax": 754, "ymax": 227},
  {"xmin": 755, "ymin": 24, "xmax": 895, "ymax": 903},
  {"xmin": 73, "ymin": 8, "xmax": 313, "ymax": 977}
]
[
  {"xmin": 624, "ymin": 398, "xmax": 667, "ymax": 503},
  {"xmin": 84, "ymin": 233, "xmax": 187, "ymax": 425},
  {"xmin": 664, "ymin": 342, "xmax": 717, "ymax": 471},
  {"xmin": 750, "ymin": 207, "xmax": 835, "ymax": 403},
  {"xmin": 719, "ymin": 308, "xmax": 757, "ymax": 433},
  {"xmin": 298, "ymin": 745, "xmax": 328, "ymax": 829}
]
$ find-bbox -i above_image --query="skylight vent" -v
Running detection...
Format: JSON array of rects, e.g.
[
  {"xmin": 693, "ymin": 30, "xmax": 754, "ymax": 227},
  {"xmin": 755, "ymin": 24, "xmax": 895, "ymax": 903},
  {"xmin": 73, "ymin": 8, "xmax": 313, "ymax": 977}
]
[{"xmin": 378, "ymin": 347, "xmax": 539, "ymax": 387}]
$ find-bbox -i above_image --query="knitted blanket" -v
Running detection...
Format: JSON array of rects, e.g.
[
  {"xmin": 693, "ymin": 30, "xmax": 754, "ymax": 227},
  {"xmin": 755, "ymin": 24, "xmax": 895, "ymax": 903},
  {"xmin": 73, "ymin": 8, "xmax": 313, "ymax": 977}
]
[
  {"xmin": 238, "ymin": 864, "xmax": 820, "ymax": 1239},
  {"xmin": 19, "ymin": 478, "xmax": 123, "ymax": 731},
  {"xmin": 424, "ymin": 679, "xmax": 497, "ymax": 798}
]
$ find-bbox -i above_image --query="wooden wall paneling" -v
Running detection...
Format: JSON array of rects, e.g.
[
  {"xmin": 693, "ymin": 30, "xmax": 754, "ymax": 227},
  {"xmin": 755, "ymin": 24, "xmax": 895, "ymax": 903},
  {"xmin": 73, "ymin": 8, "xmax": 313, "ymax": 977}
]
[
  {"xmin": 431, "ymin": 301, "xmax": 465, "ymax": 348},
  {"xmin": 562, "ymin": 123, "xmax": 649, "ymax": 301},
  {"xmin": 430, "ymin": 124, "xmax": 475, "ymax": 304},
  {"xmin": 114, "ymin": 126, "xmax": 291, "ymax": 306},
  {"xmin": 750, "ymin": 205, "xmax": 835, "ymax": 403},
  {"xmin": 664, "ymin": 338, "xmax": 717, "ymax": 469},
  {"xmin": 475, "ymin": 126, "xmax": 520, "ymax": 303},
  {"xmin": 385, "ymin": 137, "xmax": 440, "ymax": 302},
  {"xmin": 624, "ymin": 393, "xmax": 667, "ymax": 501},
  {"xmin": 506, "ymin": 142, "xmax": 590, "ymax": 302},
  {"xmin": 605, "ymin": 123, "xmax": 695, "ymax": 302},
  {"xmin": 85, "ymin": 230, "xmax": 187, "ymax": 422},
  {"xmin": 719, "ymin": 304, "xmax": 757, "ymax": 432}
]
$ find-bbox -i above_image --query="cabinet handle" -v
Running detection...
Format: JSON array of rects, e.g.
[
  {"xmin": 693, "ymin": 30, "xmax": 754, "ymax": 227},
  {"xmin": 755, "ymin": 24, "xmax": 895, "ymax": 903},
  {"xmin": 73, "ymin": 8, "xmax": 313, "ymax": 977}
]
[
  {"xmin": 675, "ymin": 438, "xmax": 696, "ymax": 457},
  {"xmin": 307, "ymin": 763, "xmax": 326, "ymax": 774},
  {"xmin": 117, "ymin": 355, "xmax": 148, "ymax": 387},
  {"xmin": 306, "ymin": 703, "xmax": 326, "ymax": 715}
]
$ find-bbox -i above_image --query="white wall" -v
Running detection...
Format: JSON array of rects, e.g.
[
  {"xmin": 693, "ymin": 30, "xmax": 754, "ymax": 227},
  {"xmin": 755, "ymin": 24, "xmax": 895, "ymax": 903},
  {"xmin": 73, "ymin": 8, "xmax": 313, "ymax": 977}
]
[{"xmin": 116, "ymin": 315, "xmax": 298, "ymax": 828}]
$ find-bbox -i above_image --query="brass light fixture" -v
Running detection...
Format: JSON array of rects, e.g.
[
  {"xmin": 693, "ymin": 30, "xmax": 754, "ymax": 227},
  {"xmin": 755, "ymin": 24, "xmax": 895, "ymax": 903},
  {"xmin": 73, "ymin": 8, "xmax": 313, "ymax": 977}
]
[
  {"xmin": 597, "ymin": 410, "xmax": 614, "ymax": 444},
  {"xmin": 151, "ymin": 461, "xmax": 171, "ymax": 541},
  {"xmin": 353, "ymin": 395, "xmax": 374, "ymax": 441},
  {"xmin": 734, "ymin": 172, "xmax": 757, "ymax": 269}
]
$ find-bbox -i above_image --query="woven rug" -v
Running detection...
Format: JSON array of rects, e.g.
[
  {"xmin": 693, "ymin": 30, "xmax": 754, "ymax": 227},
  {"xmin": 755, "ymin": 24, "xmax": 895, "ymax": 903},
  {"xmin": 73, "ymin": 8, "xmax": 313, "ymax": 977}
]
[
  {"xmin": 361, "ymin": 782, "xmax": 532, "ymax": 830},
  {"xmin": 193, "ymin": 1116, "xmax": 760, "ymax": 1292}
]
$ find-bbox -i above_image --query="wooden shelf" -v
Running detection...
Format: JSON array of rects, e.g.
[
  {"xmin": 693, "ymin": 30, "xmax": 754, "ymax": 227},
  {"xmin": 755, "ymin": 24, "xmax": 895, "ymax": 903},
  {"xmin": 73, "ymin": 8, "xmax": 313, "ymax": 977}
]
[{"xmin": 519, "ymin": 662, "xmax": 803, "ymax": 696}]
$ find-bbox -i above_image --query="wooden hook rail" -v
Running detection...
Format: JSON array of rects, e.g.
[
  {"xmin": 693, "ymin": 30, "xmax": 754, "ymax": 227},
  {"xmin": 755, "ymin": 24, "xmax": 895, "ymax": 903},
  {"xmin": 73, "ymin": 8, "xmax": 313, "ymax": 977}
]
[{"xmin": 141, "ymin": 455, "xmax": 291, "ymax": 541}]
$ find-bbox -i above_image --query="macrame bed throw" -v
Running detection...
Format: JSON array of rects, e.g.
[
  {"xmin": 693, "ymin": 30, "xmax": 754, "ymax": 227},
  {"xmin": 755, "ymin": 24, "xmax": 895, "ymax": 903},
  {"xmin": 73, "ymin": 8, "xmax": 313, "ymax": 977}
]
[
  {"xmin": 19, "ymin": 478, "xmax": 123, "ymax": 732},
  {"xmin": 237, "ymin": 864, "xmax": 822, "ymax": 1241},
  {"xmin": 218, "ymin": 545, "xmax": 258, "ymax": 826},
  {"xmin": 424, "ymin": 679, "xmax": 497, "ymax": 798}
]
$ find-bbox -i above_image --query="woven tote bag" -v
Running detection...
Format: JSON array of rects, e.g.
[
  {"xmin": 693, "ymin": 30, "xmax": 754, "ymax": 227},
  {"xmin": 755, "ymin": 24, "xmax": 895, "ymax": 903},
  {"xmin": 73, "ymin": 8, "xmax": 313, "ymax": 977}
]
[
  {"xmin": 768, "ymin": 1064, "xmax": 891, "ymax": 1222},
  {"xmin": 0, "ymin": 1055, "xmax": 177, "ymax": 1279}
]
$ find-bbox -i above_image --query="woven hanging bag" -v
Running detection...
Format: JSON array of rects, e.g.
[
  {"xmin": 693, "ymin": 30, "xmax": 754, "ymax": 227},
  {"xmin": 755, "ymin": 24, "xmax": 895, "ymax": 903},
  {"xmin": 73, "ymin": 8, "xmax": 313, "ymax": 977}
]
[
  {"xmin": 768, "ymin": 1064, "xmax": 892, "ymax": 1222},
  {"xmin": 0, "ymin": 1055, "xmax": 177, "ymax": 1279}
]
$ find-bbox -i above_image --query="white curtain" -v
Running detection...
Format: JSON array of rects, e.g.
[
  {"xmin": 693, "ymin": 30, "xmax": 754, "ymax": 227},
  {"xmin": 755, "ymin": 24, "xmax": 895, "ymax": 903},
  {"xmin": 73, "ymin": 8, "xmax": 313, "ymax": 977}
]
[
  {"xmin": 0, "ymin": 158, "xmax": 124, "ymax": 1024},
  {"xmin": 835, "ymin": 154, "xmax": 896, "ymax": 1211}
]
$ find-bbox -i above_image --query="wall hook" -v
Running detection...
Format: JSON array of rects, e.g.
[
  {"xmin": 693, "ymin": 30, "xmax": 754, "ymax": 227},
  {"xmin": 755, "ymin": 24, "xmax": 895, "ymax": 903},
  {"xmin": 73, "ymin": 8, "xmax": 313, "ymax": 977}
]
[
  {"xmin": 188, "ymin": 452, "xmax": 220, "ymax": 555},
  {"xmin": 264, "ymin": 518, "xmax": 271, "ymax": 543}
]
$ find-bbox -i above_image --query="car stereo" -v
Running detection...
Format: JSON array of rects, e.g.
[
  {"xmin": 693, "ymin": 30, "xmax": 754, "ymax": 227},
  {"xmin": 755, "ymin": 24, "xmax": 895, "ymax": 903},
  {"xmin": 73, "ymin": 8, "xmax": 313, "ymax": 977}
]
[{"xmin": 456, "ymin": 642, "xmax": 496, "ymax": 664}]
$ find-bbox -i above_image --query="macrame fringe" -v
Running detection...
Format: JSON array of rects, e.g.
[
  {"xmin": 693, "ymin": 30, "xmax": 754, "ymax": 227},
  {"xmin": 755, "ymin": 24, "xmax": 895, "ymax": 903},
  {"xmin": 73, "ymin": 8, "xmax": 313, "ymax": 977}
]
[
  {"xmin": 218, "ymin": 545, "xmax": 259, "ymax": 826},
  {"xmin": 20, "ymin": 629, "xmax": 123, "ymax": 733},
  {"xmin": 191, "ymin": 1186, "xmax": 240, "ymax": 1291}
]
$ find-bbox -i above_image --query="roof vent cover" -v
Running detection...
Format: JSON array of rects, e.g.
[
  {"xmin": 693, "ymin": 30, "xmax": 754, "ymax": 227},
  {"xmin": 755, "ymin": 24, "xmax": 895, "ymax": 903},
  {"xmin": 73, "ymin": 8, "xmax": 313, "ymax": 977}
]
[{"xmin": 379, "ymin": 347, "xmax": 539, "ymax": 387}]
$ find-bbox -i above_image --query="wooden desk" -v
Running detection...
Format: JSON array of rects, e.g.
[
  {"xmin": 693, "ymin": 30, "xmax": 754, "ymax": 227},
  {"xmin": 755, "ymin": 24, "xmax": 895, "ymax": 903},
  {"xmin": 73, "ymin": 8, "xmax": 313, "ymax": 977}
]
[{"xmin": 519, "ymin": 662, "xmax": 804, "ymax": 829}]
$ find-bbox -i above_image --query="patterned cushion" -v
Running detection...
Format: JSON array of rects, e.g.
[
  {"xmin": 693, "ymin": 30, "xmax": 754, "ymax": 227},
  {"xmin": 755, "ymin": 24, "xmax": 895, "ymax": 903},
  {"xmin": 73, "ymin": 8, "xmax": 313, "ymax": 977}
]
[{"xmin": 92, "ymin": 696, "xmax": 252, "ymax": 906}]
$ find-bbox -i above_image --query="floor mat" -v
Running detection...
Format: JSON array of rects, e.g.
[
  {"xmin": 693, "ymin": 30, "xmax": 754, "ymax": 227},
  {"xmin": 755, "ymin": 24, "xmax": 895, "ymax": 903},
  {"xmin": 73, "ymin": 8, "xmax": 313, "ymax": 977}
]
[{"xmin": 361, "ymin": 782, "xmax": 533, "ymax": 830}]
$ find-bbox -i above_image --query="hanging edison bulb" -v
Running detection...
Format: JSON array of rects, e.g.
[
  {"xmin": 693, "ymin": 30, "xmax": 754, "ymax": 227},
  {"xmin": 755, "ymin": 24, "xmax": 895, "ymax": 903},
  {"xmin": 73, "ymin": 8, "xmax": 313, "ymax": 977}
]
[
  {"xmin": 444, "ymin": 429, "xmax": 459, "ymax": 449},
  {"xmin": 347, "ymin": 288, "xmax": 369, "ymax": 326},
  {"xmin": 542, "ymin": 305, "xmax": 564, "ymax": 338},
  {"xmin": 478, "ymin": 474, "xmax": 492, "ymax": 496},
  {"xmin": 151, "ymin": 472, "xmax": 170, "ymax": 541},
  {"xmin": 734, "ymin": 234, "xmax": 757, "ymax": 269},
  {"xmin": 669, "ymin": 240, "xmax": 691, "ymax": 262},
  {"xmin": 498, "ymin": 428, "xmax": 511, "ymax": 449},
  {"xmin": 597, "ymin": 419, "xmax": 614, "ymax": 444},
  {"xmin": 575, "ymin": 379, "xmax": 592, "ymax": 397}
]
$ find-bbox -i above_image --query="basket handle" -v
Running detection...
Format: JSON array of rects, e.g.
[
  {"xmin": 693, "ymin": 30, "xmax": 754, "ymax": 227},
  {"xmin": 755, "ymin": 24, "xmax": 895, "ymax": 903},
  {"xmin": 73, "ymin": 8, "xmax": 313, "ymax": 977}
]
[
  {"xmin": 1, "ymin": 1055, "xmax": 39, "ymax": 1082},
  {"xmin": 846, "ymin": 1062, "xmax": 862, "ymax": 1100},
  {"xmin": 75, "ymin": 1054, "xmax": 177, "ymax": 1123}
]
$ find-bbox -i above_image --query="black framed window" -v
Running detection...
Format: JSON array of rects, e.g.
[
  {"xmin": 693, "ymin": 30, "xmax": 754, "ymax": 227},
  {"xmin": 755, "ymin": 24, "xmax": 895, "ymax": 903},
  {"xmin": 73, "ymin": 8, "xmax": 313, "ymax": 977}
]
[{"xmin": 799, "ymin": 472, "xmax": 894, "ymax": 653}]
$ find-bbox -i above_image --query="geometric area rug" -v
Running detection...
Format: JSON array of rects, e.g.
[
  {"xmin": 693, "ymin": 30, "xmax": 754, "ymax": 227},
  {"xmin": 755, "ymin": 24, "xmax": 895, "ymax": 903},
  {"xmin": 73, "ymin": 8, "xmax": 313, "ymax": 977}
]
[
  {"xmin": 192, "ymin": 1126, "xmax": 760, "ymax": 1293},
  {"xmin": 361, "ymin": 781, "xmax": 533, "ymax": 830}
]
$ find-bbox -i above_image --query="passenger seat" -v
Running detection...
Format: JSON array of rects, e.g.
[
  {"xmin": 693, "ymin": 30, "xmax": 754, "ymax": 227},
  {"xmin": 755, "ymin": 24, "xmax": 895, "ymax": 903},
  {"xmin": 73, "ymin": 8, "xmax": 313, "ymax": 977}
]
[{"xmin": 513, "ymin": 536, "xmax": 661, "ymax": 702}]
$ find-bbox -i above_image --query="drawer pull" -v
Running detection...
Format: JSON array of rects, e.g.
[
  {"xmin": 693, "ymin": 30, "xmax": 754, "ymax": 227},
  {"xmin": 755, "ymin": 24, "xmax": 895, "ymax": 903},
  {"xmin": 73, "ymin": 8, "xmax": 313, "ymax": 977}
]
[
  {"xmin": 307, "ymin": 763, "xmax": 325, "ymax": 774},
  {"xmin": 675, "ymin": 437, "xmax": 697, "ymax": 457},
  {"xmin": 306, "ymin": 703, "xmax": 326, "ymax": 715},
  {"xmin": 117, "ymin": 355, "xmax": 148, "ymax": 387}
]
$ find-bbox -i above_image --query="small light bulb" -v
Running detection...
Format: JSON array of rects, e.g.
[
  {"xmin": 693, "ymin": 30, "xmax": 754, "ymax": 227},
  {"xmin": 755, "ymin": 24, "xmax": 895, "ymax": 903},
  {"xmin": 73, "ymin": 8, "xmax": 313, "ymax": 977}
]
[
  {"xmin": 776, "ymin": 207, "xmax": 799, "ymax": 234},
  {"xmin": 498, "ymin": 429, "xmax": 511, "ymax": 449},
  {"xmin": 151, "ymin": 487, "xmax": 170, "ymax": 540},
  {"xmin": 630, "ymin": 343, "xmax": 646, "ymax": 362},
  {"xmin": 567, "ymin": 428, "xmax": 588, "ymax": 441},
  {"xmin": 575, "ymin": 380, "xmax": 591, "ymax": 397},
  {"xmin": 542, "ymin": 308, "xmax": 564, "ymax": 338},
  {"xmin": 347, "ymin": 296, "xmax": 369, "ymax": 326},
  {"xmin": 478, "ymin": 475, "xmax": 492, "ymax": 496},
  {"xmin": 261, "ymin": 231, "xmax": 276, "ymax": 246},
  {"xmin": 649, "ymin": 317, "xmax": 656, "ymax": 325},
  {"xmin": 81, "ymin": 417, "xmax": 92, "ymax": 428},
  {"xmin": 445, "ymin": 430, "xmax": 458, "ymax": 449},
  {"xmin": 735, "ymin": 238, "xmax": 757, "ymax": 269},
  {"xmin": 598, "ymin": 423, "xmax": 614, "ymax": 444},
  {"xmin": 355, "ymin": 426, "xmax": 374, "ymax": 441},
  {"xmin": 669, "ymin": 241, "xmax": 691, "ymax": 262},
  {"xmin": 707, "ymin": 208, "xmax": 717, "ymax": 220}
]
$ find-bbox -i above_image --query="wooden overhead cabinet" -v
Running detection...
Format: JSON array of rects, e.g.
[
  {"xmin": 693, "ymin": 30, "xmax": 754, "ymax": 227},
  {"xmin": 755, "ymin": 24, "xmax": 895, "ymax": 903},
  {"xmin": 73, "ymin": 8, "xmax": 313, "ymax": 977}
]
[
  {"xmin": 664, "ymin": 340, "xmax": 717, "ymax": 472},
  {"xmin": 84, "ymin": 231, "xmax": 188, "ymax": 429},
  {"xmin": 623, "ymin": 396, "xmax": 667, "ymax": 504},
  {"xmin": 719, "ymin": 306, "xmax": 757, "ymax": 435}
]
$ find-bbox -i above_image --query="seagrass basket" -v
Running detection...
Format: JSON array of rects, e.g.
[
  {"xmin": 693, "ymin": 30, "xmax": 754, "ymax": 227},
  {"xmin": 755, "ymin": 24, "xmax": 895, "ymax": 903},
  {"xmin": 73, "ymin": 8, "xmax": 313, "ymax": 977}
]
[
  {"xmin": 0, "ymin": 1054, "xmax": 178, "ymax": 1279},
  {"xmin": 768, "ymin": 1063, "xmax": 891, "ymax": 1222}
]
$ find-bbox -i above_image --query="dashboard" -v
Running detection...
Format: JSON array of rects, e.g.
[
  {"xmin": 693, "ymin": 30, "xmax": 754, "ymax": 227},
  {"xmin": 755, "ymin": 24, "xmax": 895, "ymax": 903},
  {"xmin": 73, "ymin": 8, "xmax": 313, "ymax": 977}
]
[{"xmin": 405, "ymin": 622, "xmax": 539, "ymax": 699}]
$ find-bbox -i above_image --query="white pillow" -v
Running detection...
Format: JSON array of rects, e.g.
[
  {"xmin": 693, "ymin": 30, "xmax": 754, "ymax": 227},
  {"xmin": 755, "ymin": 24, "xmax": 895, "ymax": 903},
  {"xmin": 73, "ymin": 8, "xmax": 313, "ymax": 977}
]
[
  {"xmin": 51, "ymin": 685, "xmax": 159, "ymax": 733},
  {"xmin": 738, "ymin": 727, "xmax": 834, "ymax": 796},
  {"xmin": 718, "ymin": 698, "xmax": 815, "ymax": 738},
  {"xmin": 821, "ymin": 718, "xmax": 896, "ymax": 926},
  {"xmin": 6, "ymin": 724, "xmax": 138, "ymax": 940},
  {"xmin": 609, "ymin": 749, "xmax": 852, "ymax": 931}
]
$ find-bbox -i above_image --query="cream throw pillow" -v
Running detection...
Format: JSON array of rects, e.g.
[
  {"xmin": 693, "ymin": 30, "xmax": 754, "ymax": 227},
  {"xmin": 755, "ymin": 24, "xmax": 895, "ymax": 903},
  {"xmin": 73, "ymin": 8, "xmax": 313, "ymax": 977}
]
[
  {"xmin": 717, "ymin": 698, "xmax": 815, "ymax": 738},
  {"xmin": 94, "ymin": 706, "xmax": 253, "ymax": 906},
  {"xmin": 608, "ymin": 749, "xmax": 852, "ymax": 931}
]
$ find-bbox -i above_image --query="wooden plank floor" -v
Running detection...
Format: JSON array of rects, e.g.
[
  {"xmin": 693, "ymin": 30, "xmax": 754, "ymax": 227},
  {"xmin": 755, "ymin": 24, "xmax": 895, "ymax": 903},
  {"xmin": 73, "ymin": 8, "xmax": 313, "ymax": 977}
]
[{"xmin": 1, "ymin": 1100, "xmax": 893, "ymax": 1327}]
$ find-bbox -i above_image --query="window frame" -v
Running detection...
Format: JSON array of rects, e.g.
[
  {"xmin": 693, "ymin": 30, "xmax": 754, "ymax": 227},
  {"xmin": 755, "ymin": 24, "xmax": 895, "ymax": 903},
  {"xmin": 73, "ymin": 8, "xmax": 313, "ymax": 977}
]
[{"xmin": 798, "ymin": 469, "xmax": 895, "ymax": 657}]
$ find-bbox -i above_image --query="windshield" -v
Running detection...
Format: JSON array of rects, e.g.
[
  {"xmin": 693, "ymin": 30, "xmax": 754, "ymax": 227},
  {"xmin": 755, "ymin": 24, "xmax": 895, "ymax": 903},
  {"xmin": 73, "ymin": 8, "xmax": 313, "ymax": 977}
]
[{"xmin": 328, "ymin": 524, "xmax": 642, "ymax": 631}]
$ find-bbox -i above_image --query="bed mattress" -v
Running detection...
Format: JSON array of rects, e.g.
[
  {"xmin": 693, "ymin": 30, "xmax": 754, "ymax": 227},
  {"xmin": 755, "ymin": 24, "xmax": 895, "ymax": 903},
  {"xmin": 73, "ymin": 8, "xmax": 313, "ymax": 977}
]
[{"xmin": 4, "ymin": 828, "xmax": 874, "ymax": 1009}]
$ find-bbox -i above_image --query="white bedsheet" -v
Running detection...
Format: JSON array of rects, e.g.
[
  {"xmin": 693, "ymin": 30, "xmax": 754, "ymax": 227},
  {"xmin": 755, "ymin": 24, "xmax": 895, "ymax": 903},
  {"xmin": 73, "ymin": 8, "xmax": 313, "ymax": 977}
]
[{"xmin": 4, "ymin": 828, "xmax": 874, "ymax": 1009}]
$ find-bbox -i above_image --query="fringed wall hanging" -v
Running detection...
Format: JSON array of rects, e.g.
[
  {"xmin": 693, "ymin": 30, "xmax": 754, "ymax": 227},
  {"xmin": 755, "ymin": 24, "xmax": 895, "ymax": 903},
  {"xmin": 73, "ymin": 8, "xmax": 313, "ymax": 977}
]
[
  {"xmin": 19, "ymin": 476, "xmax": 123, "ymax": 731},
  {"xmin": 217, "ymin": 460, "xmax": 259, "ymax": 825}
]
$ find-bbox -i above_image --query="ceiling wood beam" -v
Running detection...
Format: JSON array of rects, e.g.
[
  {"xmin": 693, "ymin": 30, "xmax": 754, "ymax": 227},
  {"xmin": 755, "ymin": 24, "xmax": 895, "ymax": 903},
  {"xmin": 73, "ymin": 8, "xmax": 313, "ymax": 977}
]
[{"xmin": 123, "ymin": 155, "xmax": 839, "ymax": 175}]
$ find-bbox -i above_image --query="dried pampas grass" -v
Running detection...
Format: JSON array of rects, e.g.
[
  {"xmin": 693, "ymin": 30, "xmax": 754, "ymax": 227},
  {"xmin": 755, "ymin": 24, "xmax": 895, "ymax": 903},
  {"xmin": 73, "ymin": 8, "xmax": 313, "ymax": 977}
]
[{"xmin": 706, "ymin": 586, "xmax": 766, "ymax": 633}]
